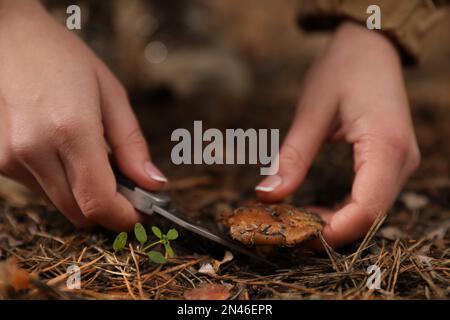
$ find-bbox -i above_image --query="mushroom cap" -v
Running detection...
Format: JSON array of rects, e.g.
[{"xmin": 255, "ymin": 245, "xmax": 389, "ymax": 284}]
[{"xmin": 224, "ymin": 203, "xmax": 324, "ymax": 247}]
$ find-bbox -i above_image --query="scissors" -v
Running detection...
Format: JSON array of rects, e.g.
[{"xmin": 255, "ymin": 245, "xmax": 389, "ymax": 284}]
[{"xmin": 114, "ymin": 168, "xmax": 276, "ymax": 267}]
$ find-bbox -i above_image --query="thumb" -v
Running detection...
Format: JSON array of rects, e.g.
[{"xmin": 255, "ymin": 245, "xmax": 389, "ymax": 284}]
[
  {"xmin": 256, "ymin": 87, "xmax": 338, "ymax": 202},
  {"xmin": 96, "ymin": 62, "xmax": 167, "ymax": 190}
]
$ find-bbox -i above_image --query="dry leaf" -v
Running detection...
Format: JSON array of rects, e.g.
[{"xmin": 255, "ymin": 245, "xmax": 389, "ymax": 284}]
[
  {"xmin": 0, "ymin": 175, "xmax": 31, "ymax": 208},
  {"xmin": 401, "ymin": 192, "xmax": 429, "ymax": 211},
  {"xmin": 415, "ymin": 255, "xmax": 434, "ymax": 266},
  {"xmin": 426, "ymin": 221, "xmax": 450, "ymax": 240},
  {"xmin": 198, "ymin": 251, "xmax": 233, "ymax": 277},
  {"xmin": 0, "ymin": 257, "xmax": 32, "ymax": 295},
  {"xmin": 166, "ymin": 176, "xmax": 214, "ymax": 190},
  {"xmin": 184, "ymin": 284, "xmax": 232, "ymax": 300},
  {"xmin": 378, "ymin": 226, "xmax": 406, "ymax": 240},
  {"xmin": 197, "ymin": 263, "xmax": 216, "ymax": 276}
]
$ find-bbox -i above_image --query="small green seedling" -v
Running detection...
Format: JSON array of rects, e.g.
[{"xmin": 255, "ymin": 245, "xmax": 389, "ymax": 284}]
[
  {"xmin": 113, "ymin": 223, "xmax": 179, "ymax": 264},
  {"xmin": 134, "ymin": 223, "xmax": 147, "ymax": 247},
  {"xmin": 113, "ymin": 232, "xmax": 128, "ymax": 253}
]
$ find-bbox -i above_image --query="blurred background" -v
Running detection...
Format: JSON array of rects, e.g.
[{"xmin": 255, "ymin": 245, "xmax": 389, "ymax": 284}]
[{"xmin": 38, "ymin": 0, "xmax": 450, "ymax": 208}]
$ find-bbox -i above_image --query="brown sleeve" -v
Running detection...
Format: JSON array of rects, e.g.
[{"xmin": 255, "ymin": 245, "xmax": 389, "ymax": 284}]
[{"xmin": 297, "ymin": 0, "xmax": 447, "ymax": 65}]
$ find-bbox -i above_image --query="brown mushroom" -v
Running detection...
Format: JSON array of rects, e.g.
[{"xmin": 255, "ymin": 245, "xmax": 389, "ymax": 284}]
[{"xmin": 222, "ymin": 203, "xmax": 324, "ymax": 247}]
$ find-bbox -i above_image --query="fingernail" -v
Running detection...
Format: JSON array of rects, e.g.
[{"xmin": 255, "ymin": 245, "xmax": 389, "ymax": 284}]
[
  {"xmin": 255, "ymin": 175, "xmax": 283, "ymax": 192},
  {"xmin": 145, "ymin": 162, "xmax": 168, "ymax": 183}
]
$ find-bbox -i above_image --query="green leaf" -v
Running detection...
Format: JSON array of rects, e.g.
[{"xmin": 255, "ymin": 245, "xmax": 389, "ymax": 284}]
[
  {"xmin": 113, "ymin": 232, "xmax": 128, "ymax": 253},
  {"xmin": 166, "ymin": 228, "xmax": 179, "ymax": 240},
  {"xmin": 151, "ymin": 226, "xmax": 163, "ymax": 239},
  {"xmin": 147, "ymin": 250, "xmax": 166, "ymax": 264},
  {"xmin": 164, "ymin": 243, "xmax": 174, "ymax": 258},
  {"xmin": 134, "ymin": 223, "xmax": 148, "ymax": 247}
]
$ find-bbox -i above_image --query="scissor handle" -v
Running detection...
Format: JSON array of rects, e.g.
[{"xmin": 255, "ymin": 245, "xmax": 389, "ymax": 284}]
[{"xmin": 113, "ymin": 165, "xmax": 171, "ymax": 208}]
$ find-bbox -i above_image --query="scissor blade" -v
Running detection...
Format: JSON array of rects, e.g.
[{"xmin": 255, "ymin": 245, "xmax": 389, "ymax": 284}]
[{"xmin": 152, "ymin": 205, "xmax": 276, "ymax": 267}]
